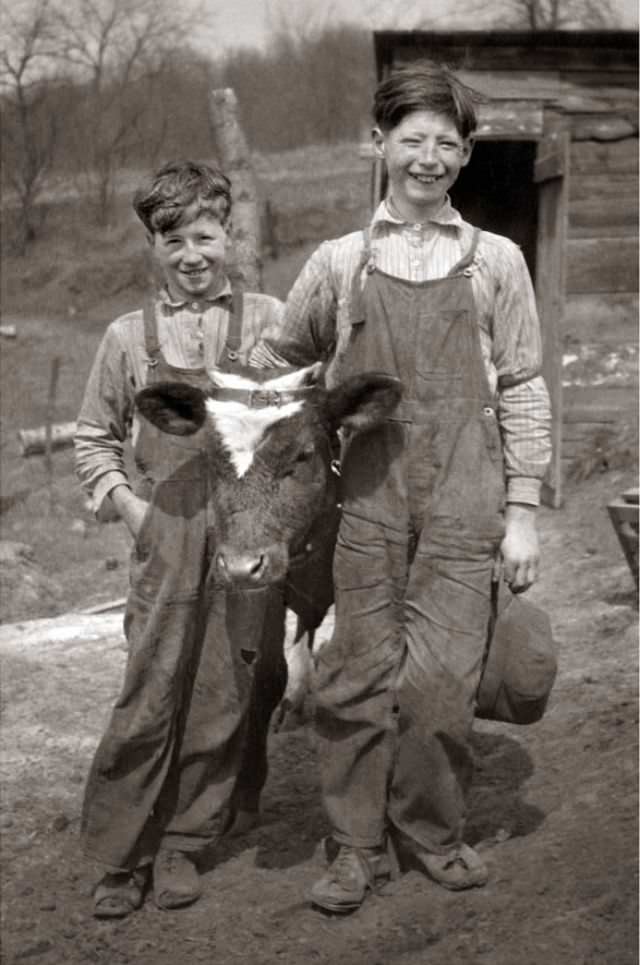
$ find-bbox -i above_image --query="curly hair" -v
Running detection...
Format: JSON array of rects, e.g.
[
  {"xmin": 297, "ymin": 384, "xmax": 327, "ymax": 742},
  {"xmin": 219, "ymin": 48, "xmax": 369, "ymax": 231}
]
[{"xmin": 133, "ymin": 159, "xmax": 232, "ymax": 233}]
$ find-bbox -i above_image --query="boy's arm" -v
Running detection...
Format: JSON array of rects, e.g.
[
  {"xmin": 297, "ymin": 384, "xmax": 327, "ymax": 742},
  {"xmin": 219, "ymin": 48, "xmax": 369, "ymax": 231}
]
[
  {"xmin": 250, "ymin": 243, "xmax": 337, "ymax": 368},
  {"xmin": 74, "ymin": 324, "xmax": 137, "ymax": 522},
  {"xmin": 490, "ymin": 240, "xmax": 552, "ymax": 591}
]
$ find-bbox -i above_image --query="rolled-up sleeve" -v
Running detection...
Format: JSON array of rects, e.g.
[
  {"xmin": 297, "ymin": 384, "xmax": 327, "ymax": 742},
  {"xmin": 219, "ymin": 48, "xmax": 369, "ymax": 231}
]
[
  {"xmin": 250, "ymin": 242, "xmax": 338, "ymax": 368},
  {"xmin": 482, "ymin": 238, "xmax": 552, "ymax": 505},
  {"xmin": 74, "ymin": 324, "xmax": 136, "ymax": 516}
]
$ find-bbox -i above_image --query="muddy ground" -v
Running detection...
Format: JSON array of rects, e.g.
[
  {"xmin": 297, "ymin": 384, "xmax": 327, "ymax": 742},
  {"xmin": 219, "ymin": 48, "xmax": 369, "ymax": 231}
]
[{"xmin": 0, "ymin": 468, "xmax": 638, "ymax": 965}]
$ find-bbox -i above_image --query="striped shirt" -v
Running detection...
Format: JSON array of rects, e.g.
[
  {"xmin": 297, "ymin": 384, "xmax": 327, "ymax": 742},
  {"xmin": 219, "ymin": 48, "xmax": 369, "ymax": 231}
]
[
  {"xmin": 75, "ymin": 282, "xmax": 283, "ymax": 515},
  {"xmin": 250, "ymin": 199, "xmax": 552, "ymax": 505}
]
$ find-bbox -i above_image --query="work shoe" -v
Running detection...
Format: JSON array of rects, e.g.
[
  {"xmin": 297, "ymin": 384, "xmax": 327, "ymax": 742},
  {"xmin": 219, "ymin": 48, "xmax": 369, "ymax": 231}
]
[
  {"xmin": 153, "ymin": 849, "xmax": 201, "ymax": 909},
  {"xmin": 417, "ymin": 843, "xmax": 489, "ymax": 891},
  {"xmin": 321, "ymin": 835, "xmax": 399, "ymax": 881},
  {"xmin": 310, "ymin": 845, "xmax": 381, "ymax": 913},
  {"xmin": 92, "ymin": 867, "xmax": 149, "ymax": 919}
]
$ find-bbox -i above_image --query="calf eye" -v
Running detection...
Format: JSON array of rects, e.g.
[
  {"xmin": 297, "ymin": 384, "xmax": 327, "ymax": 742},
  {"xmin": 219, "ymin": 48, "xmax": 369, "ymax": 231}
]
[
  {"xmin": 296, "ymin": 444, "xmax": 315, "ymax": 462},
  {"xmin": 280, "ymin": 444, "xmax": 315, "ymax": 478}
]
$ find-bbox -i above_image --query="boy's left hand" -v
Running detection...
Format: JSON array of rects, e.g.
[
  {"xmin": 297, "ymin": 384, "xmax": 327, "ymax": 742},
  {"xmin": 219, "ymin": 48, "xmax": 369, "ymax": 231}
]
[{"xmin": 498, "ymin": 503, "xmax": 540, "ymax": 593}]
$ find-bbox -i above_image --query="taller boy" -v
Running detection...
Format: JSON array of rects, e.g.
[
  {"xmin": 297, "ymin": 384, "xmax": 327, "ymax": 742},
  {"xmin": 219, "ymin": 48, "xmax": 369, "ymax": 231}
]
[{"xmin": 251, "ymin": 61, "xmax": 552, "ymax": 911}]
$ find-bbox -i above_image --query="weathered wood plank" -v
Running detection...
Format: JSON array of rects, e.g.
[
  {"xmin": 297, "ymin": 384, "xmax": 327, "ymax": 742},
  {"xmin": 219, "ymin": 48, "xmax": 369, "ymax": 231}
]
[
  {"xmin": 563, "ymin": 293, "xmax": 639, "ymax": 342},
  {"xmin": 458, "ymin": 69, "xmax": 638, "ymax": 104},
  {"xmin": 566, "ymin": 238, "xmax": 639, "ymax": 294},
  {"xmin": 570, "ymin": 138, "xmax": 638, "ymax": 175},
  {"xmin": 385, "ymin": 34, "xmax": 638, "ymax": 74},
  {"xmin": 571, "ymin": 115, "xmax": 638, "ymax": 142},
  {"xmin": 460, "ymin": 69, "xmax": 560, "ymax": 101},
  {"xmin": 535, "ymin": 131, "xmax": 569, "ymax": 507},
  {"xmin": 570, "ymin": 173, "xmax": 638, "ymax": 202},
  {"xmin": 553, "ymin": 92, "xmax": 638, "ymax": 114},
  {"xmin": 568, "ymin": 197, "xmax": 639, "ymax": 239},
  {"xmin": 475, "ymin": 101, "xmax": 543, "ymax": 139}
]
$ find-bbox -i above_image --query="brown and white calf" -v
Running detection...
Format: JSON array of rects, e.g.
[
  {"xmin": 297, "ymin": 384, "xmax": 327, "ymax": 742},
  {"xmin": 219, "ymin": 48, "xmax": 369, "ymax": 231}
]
[{"xmin": 135, "ymin": 364, "xmax": 402, "ymax": 825}]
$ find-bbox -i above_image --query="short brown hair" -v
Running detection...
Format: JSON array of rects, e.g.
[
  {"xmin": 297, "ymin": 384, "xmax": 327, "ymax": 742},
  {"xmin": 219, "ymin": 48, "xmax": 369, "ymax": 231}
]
[
  {"xmin": 373, "ymin": 60, "xmax": 481, "ymax": 138},
  {"xmin": 133, "ymin": 160, "xmax": 232, "ymax": 233}
]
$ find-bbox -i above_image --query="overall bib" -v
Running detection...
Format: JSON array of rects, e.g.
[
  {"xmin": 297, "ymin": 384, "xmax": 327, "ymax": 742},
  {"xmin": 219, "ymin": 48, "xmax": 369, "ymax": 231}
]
[
  {"xmin": 81, "ymin": 293, "xmax": 283, "ymax": 872},
  {"xmin": 314, "ymin": 229, "xmax": 506, "ymax": 855}
]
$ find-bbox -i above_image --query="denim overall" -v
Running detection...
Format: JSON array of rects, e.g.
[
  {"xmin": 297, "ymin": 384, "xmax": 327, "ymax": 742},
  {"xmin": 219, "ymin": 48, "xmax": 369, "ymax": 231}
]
[
  {"xmin": 81, "ymin": 292, "xmax": 284, "ymax": 871},
  {"xmin": 314, "ymin": 228, "xmax": 506, "ymax": 856}
]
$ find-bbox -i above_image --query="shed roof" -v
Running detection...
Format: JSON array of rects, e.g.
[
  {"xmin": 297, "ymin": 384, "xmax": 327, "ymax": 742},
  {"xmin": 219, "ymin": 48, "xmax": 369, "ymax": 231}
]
[{"xmin": 374, "ymin": 30, "xmax": 639, "ymax": 77}]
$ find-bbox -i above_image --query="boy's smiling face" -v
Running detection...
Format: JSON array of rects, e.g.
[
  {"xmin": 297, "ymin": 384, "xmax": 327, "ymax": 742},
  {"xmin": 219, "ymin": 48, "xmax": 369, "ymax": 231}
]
[
  {"xmin": 151, "ymin": 208, "xmax": 229, "ymax": 303},
  {"xmin": 373, "ymin": 110, "xmax": 472, "ymax": 223}
]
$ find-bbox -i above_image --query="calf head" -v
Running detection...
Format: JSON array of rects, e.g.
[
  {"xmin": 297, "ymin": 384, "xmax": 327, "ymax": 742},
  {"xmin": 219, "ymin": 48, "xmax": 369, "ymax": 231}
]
[{"xmin": 135, "ymin": 365, "xmax": 401, "ymax": 587}]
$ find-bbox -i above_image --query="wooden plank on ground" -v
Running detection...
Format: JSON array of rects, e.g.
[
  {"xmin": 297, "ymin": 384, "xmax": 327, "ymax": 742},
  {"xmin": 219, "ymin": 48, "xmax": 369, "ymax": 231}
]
[
  {"xmin": 566, "ymin": 238, "xmax": 639, "ymax": 294},
  {"xmin": 562, "ymin": 385, "xmax": 638, "ymax": 423}
]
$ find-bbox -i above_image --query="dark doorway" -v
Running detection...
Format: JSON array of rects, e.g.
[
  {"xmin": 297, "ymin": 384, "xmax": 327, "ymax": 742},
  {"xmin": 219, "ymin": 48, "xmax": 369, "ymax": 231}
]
[{"xmin": 450, "ymin": 141, "xmax": 538, "ymax": 281}]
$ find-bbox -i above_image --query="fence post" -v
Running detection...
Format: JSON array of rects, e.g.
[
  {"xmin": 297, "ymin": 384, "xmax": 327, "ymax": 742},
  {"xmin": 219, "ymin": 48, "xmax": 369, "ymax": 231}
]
[{"xmin": 45, "ymin": 356, "xmax": 61, "ymax": 511}]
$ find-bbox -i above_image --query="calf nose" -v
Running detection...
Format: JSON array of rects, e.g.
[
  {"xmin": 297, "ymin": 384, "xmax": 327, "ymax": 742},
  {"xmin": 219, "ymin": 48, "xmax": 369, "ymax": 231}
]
[{"xmin": 216, "ymin": 550, "xmax": 268, "ymax": 584}]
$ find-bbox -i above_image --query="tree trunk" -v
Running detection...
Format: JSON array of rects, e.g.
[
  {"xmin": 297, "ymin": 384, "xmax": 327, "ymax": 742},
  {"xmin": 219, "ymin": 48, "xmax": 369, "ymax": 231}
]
[{"xmin": 209, "ymin": 87, "xmax": 263, "ymax": 293}]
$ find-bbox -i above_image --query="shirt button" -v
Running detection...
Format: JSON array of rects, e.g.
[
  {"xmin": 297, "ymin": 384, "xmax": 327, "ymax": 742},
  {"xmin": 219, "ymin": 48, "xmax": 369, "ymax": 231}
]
[{"xmin": 191, "ymin": 301, "xmax": 200, "ymax": 311}]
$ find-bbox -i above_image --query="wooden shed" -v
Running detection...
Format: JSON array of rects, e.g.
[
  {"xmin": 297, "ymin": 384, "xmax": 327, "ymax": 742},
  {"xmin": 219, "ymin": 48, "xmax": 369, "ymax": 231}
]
[{"xmin": 368, "ymin": 30, "xmax": 639, "ymax": 506}]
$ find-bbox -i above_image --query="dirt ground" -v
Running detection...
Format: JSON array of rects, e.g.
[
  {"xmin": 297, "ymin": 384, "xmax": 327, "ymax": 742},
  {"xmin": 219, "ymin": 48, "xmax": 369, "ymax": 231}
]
[{"xmin": 0, "ymin": 466, "xmax": 638, "ymax": 965}]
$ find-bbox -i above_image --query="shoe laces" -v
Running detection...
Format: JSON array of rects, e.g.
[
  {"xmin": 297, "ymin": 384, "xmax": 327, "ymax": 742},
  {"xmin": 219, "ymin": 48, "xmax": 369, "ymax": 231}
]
[
  {"xmin": 158, "ymin": 850, "xmax": 182, "ymax": 873},
  {"xmin": 330, "ymin": 847, "xmax": 376, "ymax": 887}
]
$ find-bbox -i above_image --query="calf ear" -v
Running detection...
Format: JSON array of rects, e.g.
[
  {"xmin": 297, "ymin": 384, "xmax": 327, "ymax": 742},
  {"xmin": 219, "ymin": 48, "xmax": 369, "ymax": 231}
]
[
  {"xmin": 135, "ymin": 382, "xmax": 207, "ymax": 436},
  {"xmin": 326, "ymin": 372, "xmax": 402, "ymax": 433}
]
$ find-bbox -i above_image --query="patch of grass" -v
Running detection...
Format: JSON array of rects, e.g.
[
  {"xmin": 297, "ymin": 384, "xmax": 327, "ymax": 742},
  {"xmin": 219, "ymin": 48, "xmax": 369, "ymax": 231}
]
[{"xmin": 567, "ymin": 422, "xmax": 639, "ymax": 483}]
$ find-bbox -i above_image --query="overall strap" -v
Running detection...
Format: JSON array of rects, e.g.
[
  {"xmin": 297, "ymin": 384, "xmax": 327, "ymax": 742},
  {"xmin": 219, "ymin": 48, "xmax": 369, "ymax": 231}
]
[
  {"xmin": 447, "ymin": 228, "xmax": 481, "ymax": 277},
  {"xmin": 221, "ymin": 288, "xmax": 244, "ymax": 365},
  {"xmin": 143, "ymin": 298, "xmax": 162, "ymax": 372},
  {"xmin": 350, "ymin": 227, "xmax": 375, "ymax": 325}
]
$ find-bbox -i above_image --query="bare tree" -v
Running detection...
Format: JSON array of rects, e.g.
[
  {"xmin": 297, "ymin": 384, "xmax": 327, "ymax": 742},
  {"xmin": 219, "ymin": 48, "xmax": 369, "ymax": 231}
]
[
  {"xmin": 363, "ymin": 0, "xmax": 621, "ymax": 30},
  {"xmin": 52, "ymin": 0, "xmax": 195, "ymax": 224},
  {"xmin": 495, "ymin": 0, "xmax": 621, "ymax": 28},
  {"xmin": 0, "ymin": 0, "xmax": 61, "ymax": 251}
]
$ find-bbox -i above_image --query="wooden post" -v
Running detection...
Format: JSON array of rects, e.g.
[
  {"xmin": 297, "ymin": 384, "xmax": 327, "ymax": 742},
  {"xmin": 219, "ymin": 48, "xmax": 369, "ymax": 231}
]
[
  {"xmin": 45, "ymin": 356, "xmax": 61, "ymax": 510},
  {"xmin": 209, "ymin": 87, "xmax": 263, "ymax": 293}
]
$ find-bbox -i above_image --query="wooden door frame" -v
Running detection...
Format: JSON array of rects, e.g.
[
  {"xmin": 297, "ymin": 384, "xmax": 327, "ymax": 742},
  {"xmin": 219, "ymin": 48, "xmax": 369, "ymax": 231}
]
[{"xmin": 534, "ymin": 122, "xmax": 570, "ymax": 508}]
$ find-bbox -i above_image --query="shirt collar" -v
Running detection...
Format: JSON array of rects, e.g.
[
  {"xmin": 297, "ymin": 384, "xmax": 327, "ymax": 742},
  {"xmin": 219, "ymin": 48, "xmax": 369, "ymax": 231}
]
[
  {"xmin": 159, "ymin": 278, "xmax": 233, "ymax": 311},
  {"xmin": 372, "ymin": 196, "xmax": 464, "ymax": 231}
]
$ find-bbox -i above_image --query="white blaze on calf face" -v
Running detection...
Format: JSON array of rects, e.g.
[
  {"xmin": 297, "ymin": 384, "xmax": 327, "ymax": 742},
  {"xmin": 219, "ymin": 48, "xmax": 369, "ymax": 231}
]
[{"xmin": 205, "ymin": 367, "xmax": 317, "ymax": 478}]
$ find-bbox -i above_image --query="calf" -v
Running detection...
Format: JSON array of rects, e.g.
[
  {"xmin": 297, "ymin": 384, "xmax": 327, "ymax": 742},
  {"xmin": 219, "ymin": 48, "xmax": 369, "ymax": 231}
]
[{"xmin": 135, "ymin": 363, "xmax": 402, "ymax": 825}]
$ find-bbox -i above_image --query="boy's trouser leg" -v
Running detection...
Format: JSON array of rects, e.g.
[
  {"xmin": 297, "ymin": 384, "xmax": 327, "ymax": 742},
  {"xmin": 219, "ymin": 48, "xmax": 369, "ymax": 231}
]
[
  {"xmin": 387, "ymin": 525, "xmax": 496, "ymax": 854},
  {"xmin": 81, "ymin": 584, "xmax": 210, "ymax": 871},
  {"xmin": 81, "ymin": 467, "xmax": 268, "ymax": 871},
  {"xmin": 312, "ymin": 513, "xmax": 404, "ymax": 850},
  {"xmin": 156, "ymin": 585, "xmax": 273, "ymax": 853},
  {"xmin": 205, "ymin": 587, "xmax": 288, "ymax": 826}
]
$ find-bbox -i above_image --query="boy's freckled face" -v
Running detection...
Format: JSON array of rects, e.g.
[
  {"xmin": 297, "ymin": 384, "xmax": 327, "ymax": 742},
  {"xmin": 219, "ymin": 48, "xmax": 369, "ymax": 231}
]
[
  {"xmin": 374, "ymin": 110, "xmax": 472, "ymax": 222},
  {"xmin": 151, "ymin": 214, "xmax": 229, "ymax": 302}
]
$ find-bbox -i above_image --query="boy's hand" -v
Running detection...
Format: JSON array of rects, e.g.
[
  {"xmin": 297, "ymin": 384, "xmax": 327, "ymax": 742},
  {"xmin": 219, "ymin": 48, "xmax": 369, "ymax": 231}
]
[
  {"xmin": 108, "ymin": 485, "xmax": 150, "ymax": 539},
  {"xmin": 498, "ymin": 503, "xmax": 540, "ymax": 594}
]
